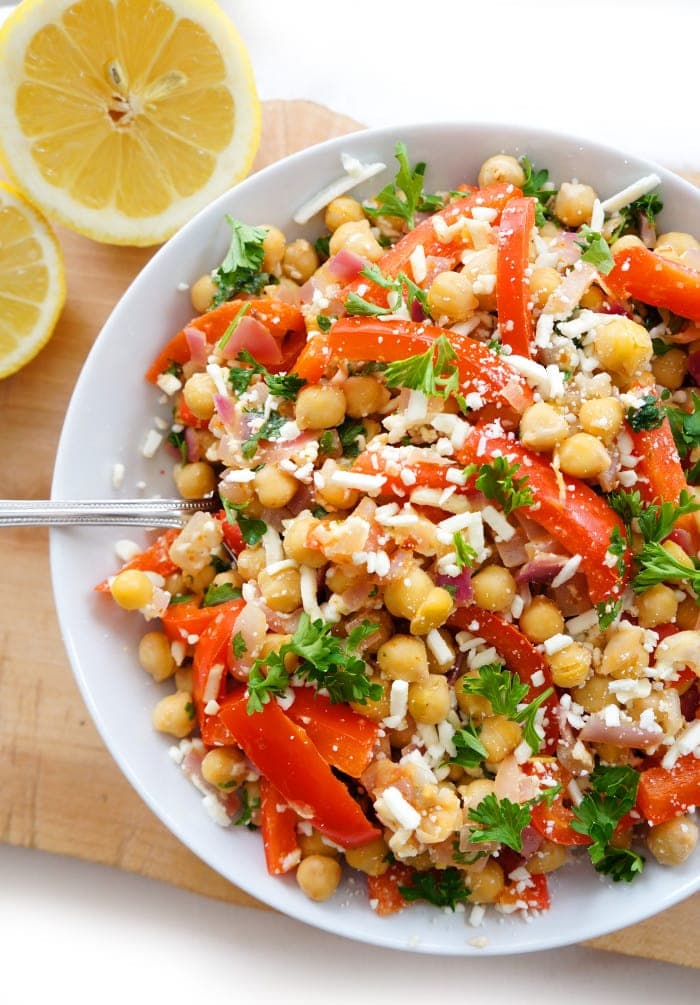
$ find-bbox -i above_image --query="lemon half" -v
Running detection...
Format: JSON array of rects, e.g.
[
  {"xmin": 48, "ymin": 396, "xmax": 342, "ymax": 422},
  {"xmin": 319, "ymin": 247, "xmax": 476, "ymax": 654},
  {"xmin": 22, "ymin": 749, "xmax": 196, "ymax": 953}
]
[{"xmin": 0, "ymin": 0, "xmax": 261, "ymax": 246}]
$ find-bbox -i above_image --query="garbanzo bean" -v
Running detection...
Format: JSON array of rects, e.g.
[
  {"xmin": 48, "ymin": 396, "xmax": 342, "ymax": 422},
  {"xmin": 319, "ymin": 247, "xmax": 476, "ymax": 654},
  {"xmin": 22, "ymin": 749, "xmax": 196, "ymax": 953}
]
[
  {"xmin": 655, "ymin": 231, "xmax": 700, "ymax": 262},
  {"xmin": 676, "ymin": 593, "xmax": 700, "ymax": 630},
  {"xmin": 236, "ymin": 546, "xmax": 266, "ymax": 581},
  {"xmin": 174, "ymin": 461, "xmax": 217, "ymax": 499},
  {"xmin": 182, "ymin": 371, "xmax": 217, "ymax": 421},
  {"xmin": 595, "ymin": 317, "xmax": 653, "ymax": 384},
  {"xmin": 661, "ymin": 540, "xmax": 695, "ymax": 577},
  {"xmin": 578, "ymin": 396, "xmax": 624, "ymax": 446},
  {"xmin": 261, "ymin": 225, "xmax": 286, "ymax": 275},
  {"xmin": 324, "ymin": 196, "xmax": 365, "ymax": 232},
  {"xmin": 350, "ymin": 677, "xmax": 390, "ymax": 720},
  {"xmin": 557, "ymin": 433, "xmax": 611, "ymax": 479},
  {"xmin": 519, "ymin": 597, "xmax": 565, "ymax": 644},
  {"xmin": 636, "ymin": 584, "xmax": 678, "ymax": 628},
  {"xmin": 458, "ymin": 778, "xmax": 496, "ymax": 811},
  {"xmin": 296, "ymin": 854, "xmax": 342, "ymax": 901},
  {"xmin": 258, "ymin": 567, "xmax": 302, "ymax": 613},
  {"xmin": 295, "ymin": 385, "xmax": 346, "ymax": 430},
  {"xmin": 409, "ymin": 586, "xmax": 454, "ymax": 635},
  {"xmin": 343, "ymin": 375, "xmax": 390, "ymax": 418},
  {"xmin": 467, "ymin": 858, "xmax": 505, "ymax": 903},
  {"xmin": 377, "ymin": 635, "xmax": 429, "ymax": 682},
  {"xmin": 629, "ymin": 689, "xmax": 682, "ymax": 738},
  {"xmin": 282, "ymin": 238, "xmax": 319, "ymax": 284},
  {"xmin": 479, "ymin": 715, "xmax": 522, "ymax": 764},
  {"xmin": 314, "ymin": 459, "xmax": 361, "ymax": 511},
  {"xmin": 574, "ymin": 674, "xmax": 613, "ymax": 713},
  {"xmin": 547, "ymin": 642, "xmax": 592, "ymax": 688},
  {"xmin": 529, "ymin": 266, "xmax": 561, "ymax": 309},
  {"xmin": 201, "ymin": 747, "xmax": 247, "ymax": 788},
  {"xmin": 283, "ymin": 514, "xmax": 326, "ymax": 568},
  {"xmin": 175, "ymin": 666, "xmax": 193, "ymax": 692},
  {"xmin": 600, "ymin": 626, "xmax": 650, "ymax": 679},
  {"xmin": 190, "ymin": 273, "xmax": 217, "ymax": 313},
  {"xmin": 527, "ymin": 840, "xmax": 569, "ymax": 875},
  {"xmin": 455, "ymin": 672, "xmax": 492, "ymax": 720},
  {"xmin": 344, "ymin": 837, "xmax": 390, "ymax": 876},
  {"xmin": 647, "ymin": 816, "xmax": 699, "ymax": 866},
  {"xmin": 427, "ymin": 270, "xmax": 478, "ymax": 322},
  {"xmin": 298, "ymin": 830, "xmax": 339, "ymax": 859},
  {"xmin": 151, "ymin": 690, "xmax": 195, "ymax": 738},
  {"xmin": 478, "ymin": 154, "xmax": 525, "ymax": 189},
  {"xmin": 652, "ymin": 347, "xmax": 687, "ymax": 390},
  {"xmin": 383, "ymin": 565, "xmax": 433, "ymax": 620},
  {"xmin": 329, "ymin": 219, "xmax": 382, "ymax": 261},
  {"xmin": 579, "ymin": 284, "xmax": 605, "ymax": 311},
  {"xmin": 471, "ymin": 565, "xmax": 517, "ymax": 613},
  {"xmin": 110, "ymin": 569, "xmax": 154, "ymax": 610},
  {"xmin": 519, "ymin": 402, "xmax": 569, "ymax": 452},
  {"xmin": 138, "ymin": 631, "xmax": 176, "ymax": 682},
  {"xmin": 407, "ymin": 674, "xmax": 450, "ymax": 725},
  {"xmin": 254, "ymin": 464, "xmax": 298, "ymax": 509},
  {"xmin": 553, "ymin": 182, "xmax": 597, "ymax": 228}
]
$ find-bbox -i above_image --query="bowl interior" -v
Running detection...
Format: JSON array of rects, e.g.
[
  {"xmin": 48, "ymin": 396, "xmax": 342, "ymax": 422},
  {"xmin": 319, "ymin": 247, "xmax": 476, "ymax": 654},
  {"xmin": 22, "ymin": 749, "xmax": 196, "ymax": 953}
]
[{"xmin": 51, "ymin": 121, "xmax": 700, "ymax": 954}]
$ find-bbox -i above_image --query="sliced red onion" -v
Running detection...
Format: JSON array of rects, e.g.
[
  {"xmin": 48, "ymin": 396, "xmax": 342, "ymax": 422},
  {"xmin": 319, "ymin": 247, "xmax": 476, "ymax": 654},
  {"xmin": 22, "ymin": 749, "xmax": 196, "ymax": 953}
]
[
  {"xmin": 299, "ymin": 277, "xmax": 319, "ymax": 304},
  {"xmin": 327, "ymin": 248, "xmax": 365, "ymax": 281},
  {"xmin": 220, "ymin": 315, "xmax": 283, "ymax": 367},
  {"xmin": 437, "ymin": 569, "xmax": 473, "ymax": 604},
  {"xmin": 494, "ymin": 755, "xmax": 541, "ymax": 803},
  {"xmin": 639, "ymin": 215, "xmax": 656, "ymax": 249},
  {"xmin": 551, "ymin": 575, "xmax": 591, "ymax": 617},
  {"xmin": 272, "ymin": 280, "xmax": 301, "ymax": 306},
  {"xmin": 680, "ymin": 682, "xmax": 699, "ymax": 721},
  {"xmin": 687, "ymin": 349, "xmax": 700, "ymax": 384},
  {"xmin": 184, "ymin": 325, "xmax": 208, "ymax": 367},
  {"xmin": 214, "ymin": 393, "xmax": 236, "ymax": 427},
  {"xmin": 579, "ymin": 715, "xmax": 662, "ymax": 749},
  {"xmin": 516, "ymin": 552, "xmax": 568, "ymax": 584},
  {"xmin": 520, "ymin": 825, "xmax": 543, "ymax": 859},
  {"xmin": 410, "ymin": 298, "xmax": 426, "ymax": 322},
  {"xmin": 668, "ymin": 527, "xmax": 693, "ymax": 553},
  {"xmin": 495, "ymin": 531, "xmax": 528, "ymax": 568},
  {"xmin": 184, "ymin": 425, "xmax": 200, "ymax": 462}
]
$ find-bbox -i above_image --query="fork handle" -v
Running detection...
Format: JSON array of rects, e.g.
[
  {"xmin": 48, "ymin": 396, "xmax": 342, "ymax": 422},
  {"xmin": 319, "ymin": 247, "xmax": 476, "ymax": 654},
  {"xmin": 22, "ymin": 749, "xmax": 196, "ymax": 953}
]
[{"xmin": 0, "ymin": 498, "xmax": 215, "ymax": 528}]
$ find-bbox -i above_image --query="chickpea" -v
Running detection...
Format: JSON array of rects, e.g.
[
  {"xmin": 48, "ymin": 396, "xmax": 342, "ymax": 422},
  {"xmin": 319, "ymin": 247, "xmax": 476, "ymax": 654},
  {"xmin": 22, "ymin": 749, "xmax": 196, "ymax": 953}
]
[
  {"xmin": 478, "ymin": 154, "xmax": 525, "ymax": 189},
  {"xmin": 553, "ymin": 182, "xmax": 598, "ymax": 228},
  {"xmin": 529, "ymin": 266, "xmax": 561, "ymax": 309},
  {"xmin": 557, "ymin": 432, "xmax": 611, "ymax": 479},
  {"xmin": 182, "ymin": 372, "xmax": 217, "ymax": 421},
  {"xmin": 579, "ymin": 284, "xmax": 605, "ymax": 311},
  {"xmin": 519, "ymin": 597, "xmax": 564, "ymax": 644},
  {"xmin": 594, "ymin": 742, "xmax": 632, "ymax": 766},
  {"xmin": 110, "ymin": 569, "xmax": 154, "ymax": 611},
  {"xmin": 455, "ymin": 673, "xmax": 492, "ymax": 720},
  {"xmin": 298, "ymin": 830, "xmax": 339, "ymax": 859},
  {"xmin": 296, "ymin": 854, "xmax": 342, "ymax": 902},
  {"xmin": 383, "ymin": 565, "xmax": 434, "ymax": 620},
  {"xmin": 174, "ymin": 461, "xmax": 217, "ymax": 500},
  {"xmin": 652, "ymin": 347, "xmax": 687, "ymax": 390},
  {"xmin": 610, "ymin": 234, "xmax": 644, "ymax": 256},
  {"xmin": 324, "ymin": 565, "xmax": 362, "ymax": 594},
  {"xmin": 295, "ymin": 385, "xmax": 346, "ymax": 430},
  {"xmin": 344, "ymin": 836, "xmax": 390, "ymax": 876},
  {"xmin": 350, "ymin": 677, "xmax": 390, "ymax": 720},
  {"xmin": 261, "ymin": 225, "xmax": 286, "ymax": 275},
  {"xmin": 427, "ymin": 271, "xmax": 478, "ymax": 323},
  {"xmin": 636, "ymin": 584, "xmax": 679, "ymax": 628},
  {"xmin": 151, "ymin": 690, "xmax": 195, "ymax": 738},
  {"xmin": 578, "ymin": 397, "xmax": 624, "ymax": 446},
  {"xmin": 282, "ymin": 239, "xmax": 318, "ymax": 284},
  {"xmin": 527, "ymin": 840, "xmax": 569, "ymax": 875},
  {"xmin": 259, "ymin": 634, "xmax": 300, "ymax": 674},
  {"xmin": 595, "ymin": 317, "xmax": 653, "ymax": 385},
  {"xmin": 211, "ymin": 569, "xmax": 243, "ymax": 590},
  {"xmin": 479, "ymin": 715, "xmax": 522, "ymax": 764},
  {"xmin": 407, "ymin": 675, "xmax": 450, "ymax": 725},
  {"xmin": 519, "ymin": 402, "xmax": 569, "ymax": 453},
  {"xmin": 574, "ymin": 674, "xmax": 614, "ymax": 713},
  {"xmin": 655, "ymin": 231, "xmax": 700, "ymax": 262},
  {"xmin": 409, "ymin": 586, "xmax": 454, "ymax": 636},
  {"xmin": 342, "ymin": 375, "xmax": 390, "ymax": 418},
  {"xmin": 314, "ymin": 459, "xmax": 360, "ymax": 511},
  {"xmin": 471, "ymin": 565, "xmax": 517, "ymax": 614},
  {"xmin": 190, "ymin": 273, "xmax": 217, "ymax": 313},
  {"xmin": 467, "ymin": 858, "xmax": 505, "ymax": 903},
  {"xmin": 388, "ymin": 718, "xmax": 416, "ymax": 748},
  {"xmin": 661, "ymin": 540, "xmax": 695, "ymax": 577},
  {"xmin": 329, "ymin": 220, "xmax": 382, "ymax": 262},
  {"xmin": 324, "ymin": 196, "xmax": 365, "ymax": 232},
  {"xmin": 138, "ymin": 631, "xmax": 176, "ymax": 682},
  {"xmin": 377, "ymin": 635, "xmax": 429, "ymax": 682},
  {"xmin": 459, "ymin": 778, "xmax": 496, "ymax": 812},
  {"xmin": 283, "ymin": 514, "xmax": 325, "ymax": 568},
  {"xmin": 183, "ymin": 563, "xmax": 217, "ymax": 595},
  {"xmin": 359, "ymin": 610, "xmax": 395, "ymax": 654},
  {"xmin": 201, "ymin": 747, "xmax": 247, "ymax": 789},
  {"xmin": 175, "ymin": 666, "xmax": 193, "ymax": 692},
  {"xmin": 676, "ymin": 594, "xmax": 700, "ymax": 631},
  {"xmin": 257, "ymin": 567, "xmax": 302, "ymax": 613},
  {"xmin": 547, "ymin": 642, "xmax": 592, "ymax": 688},
  {"xmin": 236, "ymin": 546, "xmax": 266, "ymax": 582},
  {"xmin": 253, "ymin": 464, "xmax": 298, "ymax": 509},
  {"xmin": 647, "ymin": 816, "xmax": 698, "ymax": 866},
  {"xmin": 600, "ymin": 626, "xmax": 650, "ymax": 679},
  {"xmin": 630, "ymin": 688, "xmax": 682, "ymax": 737}
]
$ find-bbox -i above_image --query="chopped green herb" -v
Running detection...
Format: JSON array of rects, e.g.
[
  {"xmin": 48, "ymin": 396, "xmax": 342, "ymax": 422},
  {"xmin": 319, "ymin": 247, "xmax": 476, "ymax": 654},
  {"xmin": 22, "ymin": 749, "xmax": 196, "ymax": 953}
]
[
  {"xmin": 609, "ymin": 192, "xmax": 663, "ymax": 243},
  {"xmin": 167, "ymin": 427, "xmax": 188, "ymax": 464},
  {"xmin": 241, "ymin": 411, "xmax": 286, "ymax": 460},
  {"xmin": 202, "ymin": 582, "xmax": 243, "ymax": 607},
  {"xmin": 452, "ymin": 531, "xmax": 477, "ymax": 571},
  {"xmin": 449, "ymin": 722, "xmax": 488, "ymax": 769},
  {"xmin": 229, "ymin": 348, "xmax": 306, "ymax": 401},
  {"xmin": 344, "ymin": 292, "xmax": 391, "ymax": 317},
  {"xmin": 234, "ymin": 787, "xmax": 260, "ymax": 830},
  {"xmin": 164, "ymin": 360, "xmax": 184, "ymax": 380},
  {"xmin": 265, "ymin": 372, "xmax": 306, "ymax": 400},
  {"xmin": 571, "ymin": 765, "xmax": 644, "ymax": 882},
  {"xmin": 210, "ymin": 554, "xmax": 231, "ymax": 575},
  {"xmin": 168, "ymin": 593, "xmax": 195, "ymax": 606},
  {"xmin": 311, "ymin": 505, "xmax": 329, "ymax": 519},
  {"xmin": 596, "ymin": 598, "xmax": 623, "ymax": 630},
  {"xmin": 217, "ymin": 301, "xmax": 250, "ymax": 352},
  {"xmin": 337, "ymin": 418, "xmax": 366, "ymax": 458},
  {"xmin": 364, "ymin": 141, "xmax": 443, "ymax": 230},
  {"xmin": 384, "ymin": 333, "xmax": 459, "ymax": 399},
  {"xmin": 575, "ymin": 226, "xmax": 615, "ymax": 275},
  {"xmin": 212, "ymin": 216, "xmax": 271, "ymax": 307},
  {"xmin": 184, "ymin": 701, "xmax": 195, "ymax": 720},
  {"xmin": 520, "ymin": 156, "xmax": 557, "ymax": 227},
  {"xmin": 318, "ymin": 430, "xmax": 336, "ymax": 455},
  {"xmin": 314, "ymin": 234, "xmax": 331, "ymax": 259},
  {"xmin": 463, "ymin": 456, "xmax": 534, "ymax": 515},
  {"xmin": 461, "ymin": 663, "xmax": 553, "ymax": 754},
  {"xmin": 609, "ymin": 488, "xmax": 700, "ymax": 547},
  {"xmin": 316, "ymin": 314, "xmax": 334, "ymax": 333},
  {"xmin": 666, "ymin": 392, "xmax": 700, "ymax": 459},
  {"xmin": 626, "ymin": 393, "xmax": 665, "ymax": 432},
  {"xmin": 607, "ymin": 526, "xmax": 629, "ymax": 576},
  {"xmin": 468, "ymin": 788, "xmax": 560, "ymax": 853},
  {"xmin": 232, "ymin": 631, "xmax": 247, "ymax": 659},
  {"xmin": 651, "ymin": 337, "xmax": 674, "ymax": 357},
  {"xmin": 222, "ymin": 499, "xmax": 267, "ymax": 546},
  {"xmin": 632, "ymin": 541, "xmax": 700, "ymax": 595},
  {"xmin": 398, "ymin": 867, "xmax": 470, "ymax": 911}
]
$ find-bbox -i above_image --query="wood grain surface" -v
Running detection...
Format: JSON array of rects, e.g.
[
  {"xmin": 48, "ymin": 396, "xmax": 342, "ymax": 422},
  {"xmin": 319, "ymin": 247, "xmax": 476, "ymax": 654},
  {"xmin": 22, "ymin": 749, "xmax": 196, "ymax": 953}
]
[{"xmin": 0, "ymin": 99, "xmax": 698, "ymax": 967}]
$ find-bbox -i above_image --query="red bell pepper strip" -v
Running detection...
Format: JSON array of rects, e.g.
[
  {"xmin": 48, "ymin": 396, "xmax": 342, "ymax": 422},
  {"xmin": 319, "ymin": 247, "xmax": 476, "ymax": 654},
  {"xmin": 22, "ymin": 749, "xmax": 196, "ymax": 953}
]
[
  {"xmin": 342, "ymin": 183, "xmax": 522, "ymax": 309},
  {"xmin": 351, "ymin": 449, "xmax": 457, "ymax": 500},
  {"xmin": 498, "ymin": 872, "xmax": 550, "ymax": 912},
  {"xmin": 628, "ymin": 417, "xmax": 687, "ymax": 507},
  {"xmin": 637, "ymin": 754, "xmax": 700, "ymax": 825},
  {"xmin": 215, "ymin": 509, "xmax": 246, "ymax": 556},
  {"xmin": 192, "ymin": 600, "xmax": 245, "ymax": 735},
  {"xmin": 496, "ymin": 197, "xmax": 536, "ymax": 358},
  {"xmin": 606, "ymin": 243, "xmax": 700, "ymax": 322},
  {"xmin": 284, "ymin": 687, "xmax": 379, "ymax": 778},
  {"xmin": 94, "ymin": 528, "xmax": 180, "ymax": 592},
  {"xmin": 455, "ymin": 424, "xmax": 628, "ymax": 606},
  {"xmin": 219, "ymin": 692, "xmax": 381, "ymax": 848},
  {"xmin": 259, "ymin": 778, "xmax": 301, "ymax": 876},
  {"xmin": 522, "ymin": 762, "xmax": 591, "ymax": 846},
  {"xmin": 293, "ymin": 317, "xmax": 533, "ymax": 418},
  {"xmin": 161, "ymin": 598, "xmax": 240, "ymax": 645},
  {"xmin": 366, "ymin": 862, "xmax": 414, "ymax": 916},
  {"xmin": 145, "ymin": 299, "xmax": 306, "ymax": 383}
]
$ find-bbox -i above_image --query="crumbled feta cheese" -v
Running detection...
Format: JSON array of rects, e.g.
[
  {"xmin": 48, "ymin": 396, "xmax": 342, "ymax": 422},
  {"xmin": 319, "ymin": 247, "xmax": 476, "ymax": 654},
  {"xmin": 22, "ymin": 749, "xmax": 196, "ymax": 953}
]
[
  {"xmin": 481, "ymin": 504, "xmax": 515, "ymax": 542},
  {"xmin": 551, "ymin": 554, "xmax": 582, "ymax": 588},
  {"xmin": 330, "ymin": 470, "xmax": 386, "ymax": 494},
  {"xmin": 661, "ymin": 720, "xmax": 700, "ymax": 770},
  {"xmin": 156, "ymin": 372, "xmax": 182, "ymax": 396},
  {"xmin": 140, "ymin": 429, "xmax": 163, "ymax": 458},
  {"xmin": 375, "ymin": 786, "xmax": 421, "ymax": 830},
  {"xmin": 202, "ymin": 794, "xmax": 231, "ymax": 827},
  {"xmin": 543, "ymin": 633, "xmax": 574, "ymax": 656},
  {"xmin": 114, "ymin": 538, "xmax": 141, "ymax": 562},
  {"xmin": 111, "ymin": 462, "xmax": 125, "ymax": 489}
]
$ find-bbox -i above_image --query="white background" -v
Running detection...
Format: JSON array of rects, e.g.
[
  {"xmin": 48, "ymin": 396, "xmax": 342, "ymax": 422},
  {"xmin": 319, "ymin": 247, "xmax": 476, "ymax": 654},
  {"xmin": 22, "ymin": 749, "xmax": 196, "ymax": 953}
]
[{"xmin": 3, "ymin": 0, "xmax": 700, "ymax": 1001}]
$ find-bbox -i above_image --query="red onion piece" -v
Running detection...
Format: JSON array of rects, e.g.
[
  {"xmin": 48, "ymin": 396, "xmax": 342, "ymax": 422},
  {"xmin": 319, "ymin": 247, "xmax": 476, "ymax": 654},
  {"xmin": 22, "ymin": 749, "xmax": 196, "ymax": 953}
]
[
  {"xmin": 214, "ymin": 393, "xmax": 235, "ymax": 427},
  {"xmin": 495, "ymin": 531, "xmax": 528, "ymax": 568},
  {"xmin": 680, "ymin": 682, "xmax": 699, "ymax": 721},
  {"xmin": 184, "ymin": 325, "xmax": 208, "ymax": 367},
  {"xmin": 220, "ymin": 316, "xmax": 283, "ymax": 367},
  {"xmin": 668, "ymin": 527, "xmax": 693, "ymax": 553},
  {"xmin": 516, "ymin": 552, "xmax": 568, "ymax": 585},
  {"xmin": 437, "ymin": 569, "xmax": 473, "ymax": 604},
  {"xmin": 520, "ymin": 825, "xmax": 543, "ymax": 859},
  {"xmin": 327, "ymin": 249, "xmax": 365, "ymax": 281},
  {"xmin": 687, "ymin": 350, "xmax": 700, "ymax": 384},
  {"xmin": 410, "ymin": 298, "xmax": 426, "ymax": 322},
  {"xmin": 272, "ymin": 280, "xmax": 301, "ymax": 306},
  {"xmin": 639, "ymin": 215, "xmax": 656, "ymax": 248},
  {"xmin": 299, "ymin": 277, "xmax": 319, "ymax": 304},
  {"xmin": 578, "ymin": 715, "xmax": 662, "ymax": 749},
  {"xmin": 184, "ymin": 425, "xmax": 200, "ymax": 462}
]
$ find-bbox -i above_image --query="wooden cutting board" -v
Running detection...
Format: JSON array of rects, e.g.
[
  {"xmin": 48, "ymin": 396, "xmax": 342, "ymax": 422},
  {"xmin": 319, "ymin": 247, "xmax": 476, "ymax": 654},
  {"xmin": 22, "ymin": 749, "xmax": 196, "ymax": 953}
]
[{"xmin": 0, "ymin": 99, "xmax": 698, "ymax": 967}]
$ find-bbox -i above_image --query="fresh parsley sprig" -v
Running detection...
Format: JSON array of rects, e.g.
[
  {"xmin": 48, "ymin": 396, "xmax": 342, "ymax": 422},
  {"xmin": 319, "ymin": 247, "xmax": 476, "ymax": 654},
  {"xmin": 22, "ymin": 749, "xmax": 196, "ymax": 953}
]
[
  {"xmin": 575, "ymin": 226, "xmax": 615, "ymax": 275},
  {"xmin": 461, "ymin": 663, "xmax": 553, "ymax": 754},
  {"xmin": 571, "ymin": 765, "xmax": 644, "ymax": 882},
  {"xmin": 212, "ymin": 216, "xmax": 272, "ymax": 307},
  {"xmin": 520, "ymin": 156, "xmax": 557, "ymax": 227},
  {"xmin": 452, "ymin": 532, "xmax": 477, "ymax": 571},
  {"xmin": 632, "ymin": 541, "xmax": 700, "ymax": 594},
  {"xmin": 384, "ymin": 333, "xmax": 459, "ymax": 399},
  {"xmin": 468, "ymin": 788, "xmax": 560, "ymax": 853},
  {"xmin": 345, "ymin": 264, "xmax": 429, "ymax": 318},
  {"xmin": 241, "ymin": 411, "xmax": 286, "ymax": 460},
  {"xmin": 463, "ymin": 456, "xmax": 534, "ymax": 516},
  {"xmin": 626, "ymin": 393, "xmax": 665, "ymax": 433},
  {"xmin": 202, "ymin": 582, "xmax": 243, "ymax": 607},
  {"xmin": 222, "ymin": 498, "xmax": 267, "ymax": 546},
  {"xmin": 398, "ymin": 867, "xmax": 470, "ymax": 911},
  {"xmin": 666, "ymin": 392, "xmax": 700, "ymax": 468},
  {"xmin": 609, "ymin": 192, "xmax": 663, "ymax": 243},
  {"xmin": 364, "ymin": 141, "xmax": 443, "ymax": 230},
  {"xmin": 234, "ymin": 787, "xmax": 260, "ymax": 829},
  {"xmin": 228, "ymin": 348, "xmax": 306, "ymax": 401},
  {"xmin": 449, "ymin": 722, "xmax": 488, "ymax": 769}
]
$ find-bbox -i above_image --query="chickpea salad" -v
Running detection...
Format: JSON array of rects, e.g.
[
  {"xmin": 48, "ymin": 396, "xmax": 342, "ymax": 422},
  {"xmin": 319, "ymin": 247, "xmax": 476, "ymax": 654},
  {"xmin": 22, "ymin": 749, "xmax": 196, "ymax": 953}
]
[{"xmin": 101, "ymin": 143, "xmax": 700, "ymax": 921}]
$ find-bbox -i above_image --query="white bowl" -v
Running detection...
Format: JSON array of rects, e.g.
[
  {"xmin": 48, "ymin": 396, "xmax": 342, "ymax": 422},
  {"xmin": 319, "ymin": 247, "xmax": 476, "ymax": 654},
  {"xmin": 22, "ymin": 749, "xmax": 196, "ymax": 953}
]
[{"xmin": 51, "ymin": 122, "xmax": 700, "ymax": 955}]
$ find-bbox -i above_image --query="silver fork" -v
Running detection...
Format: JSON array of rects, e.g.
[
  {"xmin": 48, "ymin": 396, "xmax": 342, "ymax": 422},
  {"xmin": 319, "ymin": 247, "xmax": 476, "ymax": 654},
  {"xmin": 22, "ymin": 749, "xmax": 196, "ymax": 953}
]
[{"xmin": 0, "ymin": 497, "xmax": 219, "ymax": 529}]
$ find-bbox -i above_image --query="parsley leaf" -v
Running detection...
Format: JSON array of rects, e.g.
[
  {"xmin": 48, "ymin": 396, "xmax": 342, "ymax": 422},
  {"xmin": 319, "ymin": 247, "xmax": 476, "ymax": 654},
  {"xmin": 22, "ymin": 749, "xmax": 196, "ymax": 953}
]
[
  {"xmin": 453, "ymin": 531, "xmax": 477, "ymax": 571},
  {"xmin": 232, "ymin": 631, "xmax": 247, "ymax": 659},
  {"xmin": 314, "ymin": 234, "xmax": 331, "ymax": 260},
  {"xmin": 217, "ymin": 301, "xmax": 250, "ymax": 352},
  {"xmin": 212, "ymin": 216, "xmax": 271, "ymax": 307},
  {"xmin": 338, "ymin": 418, "xmax": 366, "ymax": 458},
  {"xmin": 384, "ymin": 334, "xmax": 459, "ymax": 399},
  {"xmin": 666, "ymin": 392, "xmax": 700, "ymax": 459},
  {"xmin": 234, "ymin": 787, "xmax": 260, "ymax": 830},
  {"xmin": 609, "ymin": 488, "xmax": 700, "ymax": 547},
  {"xmin": 520, "ymin": 156, "xmax": 557, "ymax": 227},
  {"xmin": 202, "ymin": 582, "xmax": 243, "ymax": 606},
  {"xmin": 222, "ymin": 498, "xmax": 267, "ymax": 546},
  {"xmin": 364, "ymin": 141, "xmax": 442, "ymax": 230},
  {"xmin": 265, "ymin": 372, "xmax": 306, "ymax": 400},
  {"xmin": 398, "ymin": 868, "xmax": 470, "ymax": 911},
  {"xmin": 575, "ymin": 226, "xmax": 615, "ymax": 275},
  {"xmin": 246, "ymin": 658, "xmax": 290, "ymax": 714},
  {"xmin": 241, "ymin": 411, "xmax": 285, "ymax": 460},
  {"xmin": 626, "ymin": 393, "xmax": 665, "ymax": 432},
  {"xmin": 461, "ymin": 663, "xmax": 553, "ymax": 754},
  {"xmin": 610, "ymin": 192, "xmax": 663, "ymax": 242},
  {"xmin": 632, "ymin": 541, "xmax": 700, "ymax": 595},
  {"xmin": 316, "ymin": 314, "xmax": 334, "ymax": 333},
  {"xmin": 449, "ymin": 722, "xmax": 488, "ymax": 769},
  {"xmin": 345, "ymin": 265, "xmax": 429, "ymax": 319},
  {"xmin": 344, "ymin": 292, "xmax": 392, "ymax": 317},
  {"xmin": 468, "ymin": 789, "xmax": 559, "ymax": 853},
  {"xmin": 228, "ymin": 349, "xmax": 306, "ymax": 401},
  {"xmin": 571, "ymin": 765, "xmax": 644, "ymax": 882},
  {"xmin": 463, "ymin": 456, "xmax": 534, "ymax": 516},
  {"xmin": 167, "ymin": 427, "xmax": 188, "ymax": 464},
  {"xmin": 596, "ymin": 598, "xmax": 623, "ymax": 630},
  {"xmin": 607, "ymin": 526, "xmax": 629, "ymax": 576}
]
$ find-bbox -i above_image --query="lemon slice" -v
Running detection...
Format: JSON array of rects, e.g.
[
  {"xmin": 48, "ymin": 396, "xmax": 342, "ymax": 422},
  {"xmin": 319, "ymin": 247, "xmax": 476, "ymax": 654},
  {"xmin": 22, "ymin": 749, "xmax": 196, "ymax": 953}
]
[
  {"xmin": 0, "ymin": 0, "xmax": 261, "ymax": 246},
  {"xmin": 0, "ymin": 181, "xmax": 66, "ymax": 379}
]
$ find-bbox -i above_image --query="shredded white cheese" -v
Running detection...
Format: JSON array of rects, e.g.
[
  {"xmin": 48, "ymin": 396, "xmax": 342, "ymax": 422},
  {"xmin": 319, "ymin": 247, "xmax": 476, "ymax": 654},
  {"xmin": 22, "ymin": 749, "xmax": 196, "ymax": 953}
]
[
  {"xmin": 293, "ymin": 152, "xmax": 387, "ymax": 224},
  {"xmin": 600, "ymin": 173, "xmax": 662, "ymax": 215}
]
